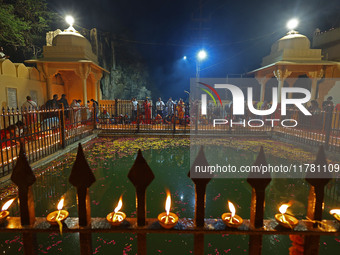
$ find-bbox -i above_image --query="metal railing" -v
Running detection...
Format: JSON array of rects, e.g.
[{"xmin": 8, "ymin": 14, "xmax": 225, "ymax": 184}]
[
  {"xmin": 0, "ymin": 106, "xmax": 94, "ymax": 176},
  {"xmin": 0, "ymin": 143, "xmax": 339, "ymax": 255},
  {"xmin": 2, "ymin": 102, "xmax": 340, "ymax": 177}
]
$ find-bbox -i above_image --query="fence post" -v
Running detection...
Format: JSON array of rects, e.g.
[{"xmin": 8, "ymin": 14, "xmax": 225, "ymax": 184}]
[
  {"xmin": 59, "ymin": 108, "xmax": 66, "ymax": 149},
  {"xmin": 304, "ymin": 146, "xmax": 331, "ymax": 255},
  {"xmin": 137, "ymin": 104, "xmax": 140, "ymax": 133},
  {"xmin": 324, "ymin": 109, "xmax": 333, "ymax": 150},
  {"xmin": 128, "ymin": 149, "xmax": 154, "ymax": 255},
  {"xmin": 247, "ymin": 146, "xmax": 271, "ymax": 255},
  {"xmin": 188, "ymin": 146, "xmax": 211, "ymax": 255},
  {"xmin": 11, "ymin": 143, "xmax": 37, "ymax": 254},
  {"xmin": 195, "ymin": 104, "xmax": 199, "ymax": 134},
  {"xmin": 69, "ymin": 143, "xmax": 96, "ymax": 254},
  {"xmin": 115, "ymin": 99, "xmax": 118, "ymax": 117},
  {"xmin": 93, "ymin": 104, "xmax": 97, "ymax": 130}
]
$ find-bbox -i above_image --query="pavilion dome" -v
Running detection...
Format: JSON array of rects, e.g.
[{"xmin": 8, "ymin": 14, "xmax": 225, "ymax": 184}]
[
  {"xmin": 261, "ymin": 31, "xmax": 321, "ymax": 66},
  {"xmin": 43, "ymin": 29, "xmax": 98, "ymax": 64},
  {"xmin": 270, "ymin": 31, "xmax": 311, "ymax": 53},
  {"xmin": 52, "ymin": 31, "xmax": 91, "ymax": 48}
]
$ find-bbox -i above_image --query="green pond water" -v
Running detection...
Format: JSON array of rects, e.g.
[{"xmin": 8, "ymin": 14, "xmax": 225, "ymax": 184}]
[{"xmin": 0, "ymin": 138, "xmax": 339, "ymax": 255}]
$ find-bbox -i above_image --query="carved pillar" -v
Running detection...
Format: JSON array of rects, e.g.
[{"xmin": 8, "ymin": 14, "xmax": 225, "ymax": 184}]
[
  {"xmin": 255, "ymin": 77, "xmax": 269, "ymax": 102},
  {"xmin": 93, "ymin": 72, "xmax": 103, "ymax": 101},
  {"xmin": 75, "ymin": 63, "xmax": 91, "ymax": 104},
  {"xmin": 38, "ymin": 63, "xmax": 56, "ymax": 101},
  {"xmin": 285, "ymin": 78, "xmax": 298, "ymax": 99},
  {"xmin": 308, "ymin": 69, "xmax": 324, "ymax": 101},
  {"xmin": 273, "ymin": 69, "xmax": 292, "ymax": 103}
]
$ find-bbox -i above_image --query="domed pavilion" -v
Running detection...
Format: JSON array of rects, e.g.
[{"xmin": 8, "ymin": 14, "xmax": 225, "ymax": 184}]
[
  {"xmin": 26, "ymin": 23, "xmax": 108, "ymax": 104},
  {"xmin": 250, "ymin": 30, "xmax": 340, "ymax": 105}
]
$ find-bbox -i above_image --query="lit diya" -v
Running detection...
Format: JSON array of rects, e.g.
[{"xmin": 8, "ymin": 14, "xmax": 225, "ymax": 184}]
[
  {"xmin": 330, "ymin": 209, "xmax": 340, "ymax": 222},
  {"xmin": 158, "ymin": 191, "xmax": 178, "ymax": 229},
  {"xmin": 46, "ymin": 197, "xmax": 69, "ymax": 225},
  {"xmin": 106, "ymin": 196, "xmax": 126, "ymax": 226},
  {"xmin": 275, "ymin": 204, "xmax": 298, "ymax": 229},
  {"xmin": 0, "ymin": 198, "xmax": 15, "ymax": 224},
  {"xmin": 221, "ymin": 201, "xmax": 243, "ymax": 228}
]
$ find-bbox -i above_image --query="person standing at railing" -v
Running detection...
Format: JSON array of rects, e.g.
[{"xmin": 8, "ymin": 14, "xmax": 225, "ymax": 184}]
[
  {"xmin": 58, "ymin": 94, "xmax": 69, "ymax": 120},
  {"xmin": 22, "ymin": 96, "xmax": 37, "ymax": 110},
  {"xmin": 166, "ymin": 97, "xmax": 175, "ymax": 116},
  {"xmin": 322, "ymin": 96, "xmax": 334, "ymax": 131},
  {"xmin": 90, "ymin": 99, "xmax": 99, "ymax": 121},
  {"xmin": 131, "ymin": 97, "xmax": 138, "ymax": 121},
  {"xmin": 45, "ymin": 94, "xmax": 59, "ymax": 109},
  {"xmin": 143, "ymin": 98, "xmax": 151, "ymax": 124},
  {"xmin": 156, "ymin": 97, "xmax": 165, "ymax": 118},
  {"xmin": 70, "ymin": 99, "xmax": 81, "ymax": 126},
  {"xmin": 22, "ymin": 96, "xmax": 38, "ymax": 127},
  {"xmin": 177, "ymin": 98, "xmax": 185, "ymax": 124}
]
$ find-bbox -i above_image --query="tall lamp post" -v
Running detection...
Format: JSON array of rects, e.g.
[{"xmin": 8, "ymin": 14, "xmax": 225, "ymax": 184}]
[{"xmin": 196, "ymin": 49, "xmax": 207, "ymax": 81}]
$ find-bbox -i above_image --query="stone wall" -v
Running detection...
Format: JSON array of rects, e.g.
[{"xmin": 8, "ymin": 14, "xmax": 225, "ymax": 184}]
[
  {"xmin": 0, "ymin": 59, "xmax": 45, "ymax": 109},
  {"xmin": 82, "ymin": 28, "xmax": 152, "ymax": 100}
]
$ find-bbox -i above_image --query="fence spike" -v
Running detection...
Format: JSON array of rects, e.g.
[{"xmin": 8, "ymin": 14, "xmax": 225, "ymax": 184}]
[
  {"xmin": 304, "ymin": 145, "xmax": 332, "ymax": 255},
  {"xmin": 247, "ymin": 146, "xmax": 271, "ymax": 255},
  {"xmin": 247, "ymin": 146, "xmax": 271, "ymax": 228},
  {"xmin": 188, "ymin": 146, "xmax": 211, "ymax": 227},
  {"xmin": 11, "ymin": 142, "xmax": 36, "ymax": 225},
  {"xmin": 128, "ymin": 149, "xmax": 154, "ymax": 226},
  {"xmin": 69, "ymin": 143, "xmax": 96, "ymax": 226}
]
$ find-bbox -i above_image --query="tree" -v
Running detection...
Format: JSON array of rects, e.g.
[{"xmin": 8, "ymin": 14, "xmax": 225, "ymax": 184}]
[
  {"xmin": 0, "ymin": 0, "xmax": 56, "ymax": 60},
  {"xmin": 0, "ymin": 4, "xmax": 30, "ymax": 47}
]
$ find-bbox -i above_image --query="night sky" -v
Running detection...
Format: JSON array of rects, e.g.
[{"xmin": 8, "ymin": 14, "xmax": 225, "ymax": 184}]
[{"xmin": 47, "ymin": 0, "xmax": 340, "ymax": 98}]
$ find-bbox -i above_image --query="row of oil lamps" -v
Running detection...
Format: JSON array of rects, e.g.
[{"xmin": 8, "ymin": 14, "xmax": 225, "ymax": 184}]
[{"xmin": 1, "ymin": 193, "xmax": 340, "ymax": 229}]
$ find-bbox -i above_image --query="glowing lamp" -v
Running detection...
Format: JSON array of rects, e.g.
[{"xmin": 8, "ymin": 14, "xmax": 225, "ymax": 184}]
[
  {"xmin": 275, "ymin": 203, "xmax": 298, "ymax": 229},
  {"xmin": 221, "ymin": 201, "xmax": 243, "ymax": 228},
  {"xmin": 46, "ymin": 197, "xmax": 69, "ymax": 225},
  {"xmin": 330, "ymin": 209, "xmax": 340, "ymax": 222},
  {"xmin": 0, "ymin": 198, "xmax": 15, "ymax": 224},
  {"xmin": 158, "ymin": 191, "xmax": 178, "ymax": 229},
  {"xmin": 287, "ymin": 18, "xmax": 299, "ymax": 31},
  {"xmin": 65, "ymin": 15, "xmax": 74, "ymax": 26},
  {"xmin": 197, "ymin": 50, "xmax": 207, "ymax": 60},
  {"xmin": 106, "ymin": 196, "xmax": 126, "ymax": 226}
]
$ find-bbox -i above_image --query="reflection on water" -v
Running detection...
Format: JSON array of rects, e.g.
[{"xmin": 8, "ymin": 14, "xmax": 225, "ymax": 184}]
[{"xmin": 0, "ymin": 138, "xmax": 339, "ymax": 254}]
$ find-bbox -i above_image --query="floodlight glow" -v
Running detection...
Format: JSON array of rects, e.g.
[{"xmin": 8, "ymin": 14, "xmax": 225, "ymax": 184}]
[
  {"xmin": 65, "ymin": 15, "xmax": 74, "ymax": 26},
  {"xmin": 197, "ymin": 50, "xmax": 207, "ymax": 60},
  {"xmin": 183, "ymin": 56, "xmax": 187, "ymax": 60},
  {"xmin": 287, "ymin": 18, "xmax": 299, "ymax": 30}
]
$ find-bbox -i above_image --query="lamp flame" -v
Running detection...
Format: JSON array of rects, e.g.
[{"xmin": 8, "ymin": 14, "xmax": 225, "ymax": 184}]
[
  {"xmin": 330, "ymin": 209, "xmax": 340, "ymax": 215},
  {"xmin": 228, "ymin": 201, "xmax": 236, "ymax": 218},
  {"xmin": 57, "ymin": 197, "xmax": 64, "ymax": 211},
  {"xmin": 165, "ymin": 191, "xmax": 171, "ymax": 216},
  {"xmin": 279, "ymin": 204, "xmax": 289, "ymax": 214},
  {"xmin": 1, "ymin": 198, "xmax": 15, "ymax": 211},
  {"xmin": 114, "ymin": 196, "xmax": 123, "ymax": 213}
]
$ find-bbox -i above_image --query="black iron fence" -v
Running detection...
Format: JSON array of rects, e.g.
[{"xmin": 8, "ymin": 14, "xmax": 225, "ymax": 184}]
[
  {"xmin": 0, "ymin": 106, "xmax": 94, "ymax": 176},
  {"xmin": 2, "ymin": 102, "xmax": 340, "ymax": 177},
  {"xmin": 0, "ymin": 143, "xmax": 339, "ymax": 255}
]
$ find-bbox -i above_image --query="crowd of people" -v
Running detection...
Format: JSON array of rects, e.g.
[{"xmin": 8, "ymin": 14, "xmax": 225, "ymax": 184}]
[
  {"xmin": 1, "ymin": 94, "xmax": 99, "ymax": 149},
  {"xmin": 126, "ymin": 97, "xmax": 189, "ymax": 125}
]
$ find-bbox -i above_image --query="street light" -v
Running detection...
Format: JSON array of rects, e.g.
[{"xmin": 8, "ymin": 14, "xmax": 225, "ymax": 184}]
[
  {"xmin": 286, "ymin": 18, "xmax": 299, "ymax": 31},
  {"xmin": 197, "ymin": 50, "xmax": 207, "ymax": 60},
  {"xmin": 196, "ymin": 49, "xmax": 207, "ymax": 80}
]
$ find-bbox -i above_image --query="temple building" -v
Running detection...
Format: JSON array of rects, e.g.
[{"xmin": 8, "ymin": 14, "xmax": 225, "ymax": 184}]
[
  {"xmin": 0, "ymin": 23, "xmax": 108, "ymax": 110},
  {"xmin": 26, "ymin": 24, "xmax": 108, "ymax": 104},
  {"xmin": 250, "ymin": 29, "xmax": 340, "ymax": 105}
]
